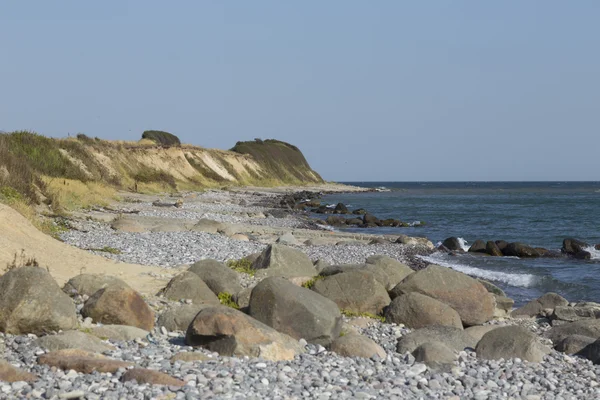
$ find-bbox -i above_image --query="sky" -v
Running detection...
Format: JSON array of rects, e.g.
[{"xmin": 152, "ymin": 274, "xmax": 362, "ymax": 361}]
[{"xmin": 1, "ymin": 1, "xmax": 599, "ymax": 181}]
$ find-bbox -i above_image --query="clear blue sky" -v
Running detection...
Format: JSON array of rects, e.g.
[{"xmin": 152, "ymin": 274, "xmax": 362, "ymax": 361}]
[{"xmin": 1, "ymin": 1, "xmax": 599, "ymax": 181}]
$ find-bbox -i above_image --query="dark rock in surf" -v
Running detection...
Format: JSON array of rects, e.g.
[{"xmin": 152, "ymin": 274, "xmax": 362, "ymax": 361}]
[
  {"xmin": 333, "ymin": 203, "xmax": 348, "ymax": 214},
  {"xmin": 442, "ymin": 237, "xmax": 464, "ymax": 252},
  {"xmin": 352, "ymin": 208, "xmax": 368, "ymax": 215},
  {"xmin": 495, "ymin": 240, "xmax": 508, "ymax": 251},
  {"xmin": 562, "ymin": 238, "xmax": 589, "ymax": 256},
  {"xmin": 486, "ymin": 241, "xmax": 504, "ymax": 257},
  {"xmin": 468, "ymin": 240, "xmax": 487, "ymax": 253},
  {"xmin": 575, "ymin": 250, "xmax": 592, "ymax": 260},
  {"xmin": 363, "ymin": 214, "xmax": 381, "ymax": 226},
  {"xmin": 502, "ymin": 243, "xmax": 540, "ymax": 258},
  {"xmin": 346, "ymin": 218, "xmax": 362, "ymax": 226},
  {"xmin": 325, "ymin": 216, "xmax": 346, "ymax": 226}
]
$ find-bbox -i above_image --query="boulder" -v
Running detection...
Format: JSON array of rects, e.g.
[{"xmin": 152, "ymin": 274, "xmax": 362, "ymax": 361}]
[
  {"xmin": 313, "ymin": 259, "xmax": 330, "ymax": 274},
  {"xmin": 368, "ymin": 238, "xmax": 391, "ymax": 245},
  {"xmin": 0, "ymin": 360, "xmax": 36, "ymax": 383},
  {"xmin": 121, "ymin": 368, "xmax": 185, "ymax": 386},
  {"xmin": 35, "ymin": 330, "xmax": 114, "ymax": 353},
  {"xmin": 87, "ymin": 325, "xmax": 148, "ymax": 341},
  {"xmin": 545, "ymin": 319, "xmax": 600, "ymax": 344},
  {"xmin": 170, "ymin": 352, "xmax": 212, "ymax": 363},
  {"xmin": 82, "ymin": 286, "xmax": 155, "ymax": 331},
  {"xmin": 248, "ymin": 277, "xmax": 342, "ymax": 346},
  {"xmin": 395, "ymin": 235, "xmax": 435, "ymax": 249},
  {"xmin": 551, "ymin": 305, "xmax": 600, "ymax": 323},
  {"xmin": 397, "ymin": 326, "xmax": 477, "ymax": 354},
  {"xmin": 334, "ymin": 203, "xmax": 349, "ymax": 214},
  {"xmin": 185, "ymin": 306, "xmax": 303, "ymax": 361},
  {"xmin": 495, "ymin": 240, "xmax": 508, "ymax": 251},
  {"xmin": 468, "ymin": 240, "xmax": 487, "ymax": 253},
  {"xmin": 476, "ymin": 326, "xmax": 551, "ymax": 362},
  {"xmin": 576, "ymin": 339, "xmax": 600, "ymax": 364},
  {"xmin": 251, "ymin": 244, "xmax": 317, "ymax": 279},
  {"xmin": 159, "ymin": 272, "xmax": 220, "ymax": 305},
  {"xmin": 562, "ymin": 238, "xmax": 589, "ymax": 255},
  {"xmin": 62, "ymin": 274, "xmax": 130, "ymax": 297},
  {"xmin": 511, "ymin": 293, "xmax": 569, "ymax": 318},
  {"xmin": 363, "ymin": 214, "xmax": 381, "ymax": 225},
  {"xmin": 305, "ymin": 238, "xmax": 334, "ymax": 246},
  {"xmin": 384, "ymin": 293, "xmax": 463, "ymax": 329},
  {"xmin": 364, "ymin": 255, "xmax": 414, "ymax": 290},
  {"xmin": 230, "ymin": 233, "xmax": 250, "ymax": 241},
  {"xmin": 412, "ymin": 341, "xmax": 457, "ymax": 369},
  {"xmin": 319, "ymin": 264, "xmax": 364, "ymax": 277},
  {"xmin": 575, "ymin": 251, "xmax": 592, "ymax": 260},
  {"xmin": 477, "ymin": 279, "xmax": 506, "ymax": 297},
  {"xmin": 191, "ymin": 218, "xmax": 226, "ymax": 234},
  {"xmin": 330, "ymin": 334, "xmax": 386, "ymax": 359},
  {"xmin": 0, "ymin": 266, "xmax": 78, "ymax": 335},
  {"xmin": 464, "ymin": 325, "xmax": 502, "ymax": 342},
  {"xmin": 276, "ymin": 232, "xmax": 300, "ymax": 246},
  {"xmin": 188, "ymin": 259, "xmax": 242, "ymax": 296},
  {"xmin": 346, "ymin": 218, "xmax": 363, "ymax": 226},
  {"xmin": 502, "ymin": 243, "xmax": 540, "ymax": 258},
  {"xmin": 554, "ymin": 335, "xmax": 596, "ymax": 354},
  {"xmin": 494, "ymin": 295, "xmax": 515, "ymax": 318},
  {"xmin": 110, "ymin": 218, "xmax": 146, "ymax": 232},
  {"xmin": 352, "ymin": 208, "xmax": 368, "ymax": 215},
  {"xmin": 233, "ymin": 288, "xmax": 252, "ymax": 310},
  {"xmin": 390, "ymin": 265, "xmax": 495, "ymax": 326},
  {"xmin": 157, "ymin": 304, "xmax": 210, "ymax": 332},
  {"xmin": 325, "ymin": 216, "xmax": 346, "ymax": 226},
  {"xmin": 38, "ymin": 349, "xmax": 132, "ymax": 373},
  {"xmin": 442, "ymin": 237, "xmax": 464, "ymax": 252},
  {"xmin": 485, "ymin": 241, "xmax": 504, "ymax": 257},
  {"xmin": 312, "ymin": 270, "xmax": 390, "ymax": 315}
]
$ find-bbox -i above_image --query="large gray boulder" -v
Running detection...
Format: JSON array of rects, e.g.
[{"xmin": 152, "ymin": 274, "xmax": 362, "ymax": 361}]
[
  {"xmin": 364, "ymin": 255, "xmax": 414, "ymax": 290},
  {"xmin": 512, "ymin": 292, "xmax": 569, "ymax": 318},
  {"xmin": 464, "ymin": 325, "xmax": 502, "ymax": 342},
  {"xmin": 545, "ymin": 319, "xmax": 600, "ymax": 344},
  {"xmin": 159, "ymin": 272, "xmax": 220, "ymax": 305},
  {"xmin": 82, "ymin": 286, "xmax": 155, "ymax": 331},
  {"xmin": 157, "ymin": 304, "xmax": 211, "ymax": 332},
  {"xmin": 62, "ymin": 274, "xmax": 130, "ymax": 297},
  {"xmin": 330, "ymin": 334, "xmax": 386, "ymax": 359},
  {"xmin": 476, "ymin": 326, "xmax": 551, "ymax": 362},
  {"xmin": 188, "ymin": 259, "xmax": 242, "ymax": 296},
  {"xmin": 0, "ymin": 266, "xmax": 78, "ymax": 335},
  {"xmin": 390, "ymin": 265, "xmax": 495, "ymax": 326},
  {"xmin": 562, "ymin": 238, "xmax": 589, "ymax": 255},
  {"xmin": 312, "ymin": 270, "xmax": 390, "ymax": 315},
  {"xmin": 185, "ymin": 306, "xmax": 303, "ymax": 361},
  {"xmin": 551, "ymin": 305, "xmax": 600, "ymax": 323},
  {"xmin": 248, "ymin": 277, "xmax": 342, "ymax": 346},
  {"xmin": 555, "ymin": 335, "xmax": 596, "ymax": 355},
  {"xmin": 384, "ymin": 292, "xmax": 463, "ymax": 329},
  {"xmin": 396, "ymin": 326, "xmax": 477, "ymax": 354},
  {"xmin": 574, "ymin": 339, "xmax": 600, "ymax": 363},
  {"xmin": 35, "ymin": 330, "xmax": 114, "ymax": 353},
  {"xmin": 412, "ymin": 341, "xmax": 457, "ymax": 370},
  {"xmin": 251, "ymin": 244, "xmax": 317, "ymax": 279},
  {"xmin": 87, "ymin": 325, "xmax": 149, "ymax": 342}
]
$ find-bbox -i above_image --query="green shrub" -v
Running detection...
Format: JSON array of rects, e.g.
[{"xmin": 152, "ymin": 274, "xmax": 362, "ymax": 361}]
[
  {"xmin": 301, "ymin": 275, "xmax": 325, "ymax": 289},
  {"xmin": 227, "ymin": 258, "xmax": 255, "ymax": 276},
  {"xmin": 141, "ymin": 130, "xmax": 181, "ymax": 146},
  {"xmin": 218, "ymin": 292, "xmax": 239, "ymax": 309}
]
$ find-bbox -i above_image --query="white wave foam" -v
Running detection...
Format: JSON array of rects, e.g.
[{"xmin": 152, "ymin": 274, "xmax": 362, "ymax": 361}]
[
  {"xmin": 457, "ymin": 237, "xmax": 470, "ymax": 252},
  {"xmin": 585, "ymin": 246, "xmax": 600, "ymax": 260},
  {"xmin": 418, "ymin": 254, "xmax": 537, "ymax": 288}
]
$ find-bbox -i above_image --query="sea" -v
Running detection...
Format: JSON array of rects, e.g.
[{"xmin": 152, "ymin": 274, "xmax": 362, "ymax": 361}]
[{"xmin": 318, "ymin": 182, "xmax": 600, "ymax": 307}]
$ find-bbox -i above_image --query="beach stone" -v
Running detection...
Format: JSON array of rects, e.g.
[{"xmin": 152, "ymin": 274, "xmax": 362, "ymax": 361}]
[
  {"xmin": 121, "ymin": 368, "xmax": 185, "ymax": 386},
  {"xmin": 325, "ymin": 216, "xmax": 346, "ymax": 226},
  {"xmin": 38, "ymin": 349, "xmax": 132, "ymax": 373},
  {"xmin": 186, "ymin": 306, "xmax": 303, "ymax": 361},
  {"xmin": 468, "ymin": 239, "xmax": 487, "ymax": 253},
  {"xmin": 465, "ymin": 325, "xmax": 502, "ymax": 342},
  {"xmin": 397, "ymin": 326, "xmax": 477, "ymax": 354},
  {"xmin": 191, "ymin": 218, "xmax": 226, "ymax": 234},
  {"xmin": 312, "ymin": 270, "xmax": 390, "ymax": 315},
  {"xmin": 313, "ymin": 259, "xmax": 330, "ymax": 273},
  {"xmin": 551, "ymin": 305, "xmax": 600, "ymax": 322},
  {"xmin": 276, "ymin": 232, "xmax": 300, "ymax": 246},
  {"xmin": 188, "ymin": 259, "xmax": 242, "ymax": 296},
  {"xmin": 476, "ymin": 326, "xmax": 551, "ymax": 362},
  {"xmin": 395, "ymin": 235, "xmax": 435, "ymax": 249},
  {"xmin": 512, "ymin": 292, "xmax": 569, "ymax": 318},
  {"xmin": 0, "ymin": 266, "xmax": 78, "ymax": 335},
  {"xmin": 248, "ymin": 277, "xmax": 342, "ymax": 346},
  {"xmin": 502, "ymin": 242, "xmax": 540, "ymax": 258},
  {"xmin": 110, "ymin": 217, "xmax": 146, "ymax": 232},
  {"xmin": 233, "ymin": 288, "xmax": 252, "ymax": 310},
  {"xmin": 0, "ymin": 360, "xmax": 36, "ymax": 383},
  {"xmin": 35, "ymin": 330, "xmax": 114, "ymax": 353},
  {"xmin": 545, "ymin": 319, "xmax": 600, "ymax": 344},
  {"xmin": 170, "ymin": 352, "xmax": 211, "ymax": 363},
  {"xmin": 562, "ymin": 238, "xmax": 589, "ymax": 255},
  {"xmin": 384, "ymin": 292, "xmax": 463, "ymax": 329},
  {"xmin": 442, "ymin": 237, "xmax": 463, "ymax": 252},
  {"xmin": 157, "ymin": 304, "xmax": 210, "ymax": 332},
  {"xmin": 574, "ymin": 338, "xmax": 600, "ymax": 364},
  {"xmin": 82, "ymin": 286, "xmax": 155, "ymax": 331},
  {"xmin": 477, "ymin": 279, "xmax": 506, "ymax": 297},
  {"xmin": 150, "ymin": 222, "xmax": 188, "ymax": 232},
  {"xmin": 251, "ymin": 244, "xmax": 317, "ymax": 278},
  {"xmin": 412, "ymin": 341, "xmax": 457, "ymax": 369},
  {"xmin": 334, "ymin": 203, "xmax": 348, "ymax": 214},
  {"xmin": 554, "ymin": 335, "xmax": 596, "ymax": 354},
  {"xmin": 305, "ymin": 238, "xmax": 333, "ymax": 246},
  {"xmin": 87, "ymin": 325, "xmax": 148, "ymax": 341},
  {"xmin": 390, "ymin": 265, "xmax": 494, "ymax": 326},
  {"xmin": 494, "ymin": 295, "xmax": 515, "ymax": 317},
  {"xmin": 230, "ymin": 233, "xmax": 250, "ymax": 241},
  {"xmin": 364, "ymin": 255, "xmax": 414, "ymax": 290},
  {"xmin": 62, "ymin": 274, "xmax": 130, "ymax": 297},
  {"xmin": 330, "ymin": 334, "xmax": 386, "ymax": 359},
  {"xmin": 368, "ymin": 238, "xmax": 391, "ymax": 245},
  {"xmin": 485, "ymin": 241, "xmax": 504, "ymax": 257},
  {"xmin": 319, "ymin": 264, "xmax": 364, "ymax": 277},
  {"xmin": 160, "ymin": 271, "xmax": 220, "ymax": 305}
]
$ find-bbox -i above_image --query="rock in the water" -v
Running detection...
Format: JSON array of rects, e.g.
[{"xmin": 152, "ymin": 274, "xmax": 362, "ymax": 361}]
[
  {"xmin": 0, "ymin": 360, "xmax": 36, "ymax": 382},
  {"xmin": 87, "ymin": 325, "xmax": 148, "ymax": 341},
  {"xmin": 334, "ymin": 203, "xmax": 349, "ymax": 214},
  {"xmin": 312, "ymin": 270, "xmax": 390, "ymax": 315},
  {"xmin": 0, "ymin": 266, "xmax": 78, "ymax": 335},
  {"xmin": 62, "ymin": 274, "xmax": 130, "ymax": 297},
  {"xmin": 468, "ymin": 240, "xmax": 487, "ymax": 253},
  {"xmin": 251, "ymin": 244, "xmax": 317, "ymax": 279},
  {"xmin": 442, "ymin": 237, "xmax": 464, "ymax": 252},
  {"xmin": 35, "ymin": 330, "xmax": 114, "ymax": 353},
  {"xmin": 248, "ymin": 277, "xmax": 342, "ymax": 346},
  {"xmin": 384, "ymin": 292, "xmax": 463, "ymax": 329},
  {"xmin": 158, "ymin": 304, "xmax": 210, "ymax": 332},
  {"xmin": 502, "ymin": 242, "xmax": 540, "ymax": 258},
  {"xmin": 485, "ymin": 241, "xmax": 504, "ymax": 257},
  {"xmin": 397, "ymin": 326, "xmax": 477, "ymax": 354},
  {"xmin": 364, "ymin": 255, "xmax": 414, "ymax": 290},
  {"xmin": 82, "ymin": 286, "xmax": 155, "ymax": 331},
  {"xmin": 512, "ymin": 292, "xmax": 569, "ymax": 318},
  {"xmin": 363, "ymin": 214, "xmax": 381, "ymax": 226},
  {"xmin": 159, "ymin": 271, "xmax": 220, "ymax": 305},
  {"xmin": 554, "ymin": 335, "xmax": 596, "ymax": 355},
  {"xmin": 330, "ymin": 334, "xmax": 386, "ymax": 359},
  {"xmin": 395, "ymin": 235, "xmax": 435, "ymax": 249},
  {"xmin": 412, "ymin": 341, "xmax": 457, "ymax": 369},
  {"xmin": 38, "ymin": 349, "xmax": 132, "ymax": 373},
  {"xmin": 390, "ymin": 265, "xmax": 494, "ymax": 326},
  {"xmin": 476, "ymin": 326, "xmax": 551, "ymax": 362},
  {"xmin": 574, "ymin": 250, "xmax": 592, "ymax": 260},
  {"xmin": 121, "ymin": 368, "xmax": 185, "ymax": 386},
  {"xmin": 185, "ymin": 306, "xmax": 303, "ymax": 361},
  {"xmin": 188, "ymin": 259, "xmax": 242, "ymax": 296},
  {"xmin": 545, "ymin": 319, "xmax": 600, "ymax": 344},
  {"xmin": 562, "ymin": 238, "xmax": 589, "ymax": 255}
]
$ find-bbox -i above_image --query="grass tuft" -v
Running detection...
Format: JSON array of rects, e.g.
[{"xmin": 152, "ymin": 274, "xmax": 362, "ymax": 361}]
[
  {"xmin": 218, "ymin": 292, "xmax": 239, "ymax": 309},
  {"xmin": 301, "ymin": 275, "xmax": 325, "ymax": 289},
  {"xmin": 5, "ymin": 249, "xmax": 39, "ymax": 272},
  {"xmin": 227, "ymin": 258, "xmax": 255, "ymax": 276}
]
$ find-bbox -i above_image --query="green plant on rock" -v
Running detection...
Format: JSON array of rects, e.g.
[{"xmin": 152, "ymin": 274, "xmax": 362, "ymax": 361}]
[
  {"xmin": 218, "ymin": 292, "xmax": 239, "ymax": 309},
  {"xmin": 88, "ymin": 246, "xmax": 122, "ymax": 255},
  {"xmin": 226, "ymin": 258, "xmax": 255, "ymax": 276},
  {"xmin": 301, "ymin": 275, "xmax": 325, "ymax": 289},
  {"xmin": 340, "ymin": 309, "xmax": 386, "ymax": 323}
]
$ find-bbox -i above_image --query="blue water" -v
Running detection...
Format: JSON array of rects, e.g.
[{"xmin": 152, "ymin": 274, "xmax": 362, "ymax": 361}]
[{"xmin": 320, "ymin": 182, "xmax": 600, "ymax": 306}]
